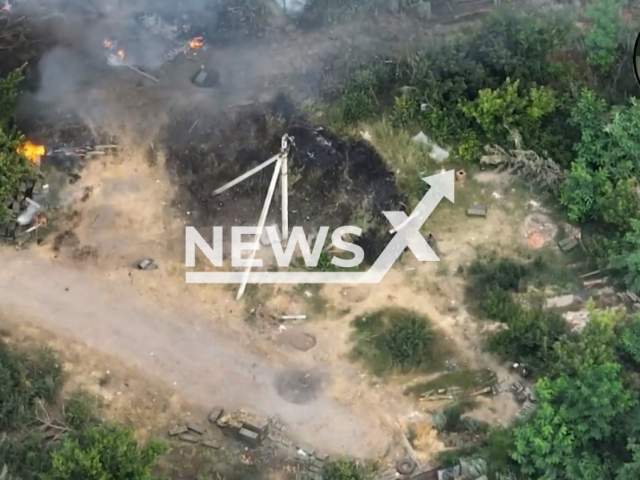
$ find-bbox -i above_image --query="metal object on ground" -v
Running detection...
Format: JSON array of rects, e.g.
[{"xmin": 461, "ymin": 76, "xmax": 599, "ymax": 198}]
[
  {"xmin": 191, "ymin": 67, "xmax": 220, "ymax": 88},
  {"xmin": 397, "ymin": 457, "xmax": 418, "ymax": 475},
  {"xmin": 558, "ymin": 236, "xmax": 578, "ymax": 252},
  {"xmin": 137, "ymin": 259, "xmax": 158, "ymax": 270},
  {"xmin": 208, "ymin": 407, "xmax": 224, "ymax": 423},
  {"xmin": 187, "ymin": 422, "xmax": 205, "ymax": 434},
  {"xmin": 466, "ymin": 204, "xmax": 487, "ymax": 218},
  {"xmin": 168, "ymin": 425, "xmax": 188, "ymax": 436},
  {"xmin": 238, "ymin": 427, "xmax": 261, "ymax": 447},
  {"xmin": 178, "ymin": 433, "xmax": 200, "ymax": 443},
  {"xmin": 17, "ymin": 198, "xmax": 41, "ymax": 226}
]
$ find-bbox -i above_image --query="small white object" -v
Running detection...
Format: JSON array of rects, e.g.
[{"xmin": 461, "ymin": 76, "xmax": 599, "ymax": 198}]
[
  {"xmin": 429, "ymin": 144, "xmax": 450, "ymax": 163},
  {"xmin": 360, "ymin": 130, "xmax": 372, "ymax": 141},
  {"xmin": 412, "ymin": 131, "xmax": 430, "ymax": 146}
]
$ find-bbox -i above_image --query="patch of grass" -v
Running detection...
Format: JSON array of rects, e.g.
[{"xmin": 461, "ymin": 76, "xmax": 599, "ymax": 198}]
[
  {"xmin": 63, "ymin": 390, "xmax": 100, "ymax": 430},
  {"xmin": 464, "ymin": 252, "xmax": 573, "ymax": 372},
  {"xmin": 159, "ymin": 445, "xmax": 262, "ymax": 480},
  {"xmin": 354, "ymin": 120, "xmax": 434, "ymax": 208},
  {"xmin": 350, "ymin": 307, "xmax": 452, "ymax": 376},
  {"xmin": 320, "ymin": 458, "xmax": 376, "ymax": 480},
  {"xmin": 465, "ymin": 251, "xmax": 577, "ymax": 320},
  {"xmin": 404, "ymin": 369, "xmax": 496, "ymax": 398},
  {"xmin": 290, "ymin": 249, "xmax": 367, "ymax": 273},
  {"xmin": 0, "ymin": 339, "xmax": 64, "ymax": 430}
]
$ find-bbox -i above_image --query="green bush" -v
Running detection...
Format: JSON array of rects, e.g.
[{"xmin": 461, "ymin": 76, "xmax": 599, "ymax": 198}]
[
  {"xmin": 0, "ymin": 67, "xmax": 34, "ymax": 222},
  {"xmin": 390, "ymin": 92, "xmax": 419, "ymax": 127},
  {"xmin": 350, "ymin": 308, "xmax": 443, "ymax": 375},
  {"xmin": 45, "ymin": 424, "xmax": 166, "ymax": 480},
  {"xmin": 63, "ymin": 391, "xmax": 100, "ymax": 430},
  {"xmin": 467, "ymin": 257, "xmax": 530, "ymax": 296},
  {"xmin": 0, "ymin": 340, "xmax": 63, "ymax": 430},
  {"xmin": 339, "ymin": 91, "xmax": 374, "ymax": 123},
  {"xmin": 617, "ymin": 315, "xmax": 640, "ymax": 367},
  {"xmin": 583, "ymin": 0, "xmax": 631, "ymax": 75},
  {"xmin": 480, "ymin": 287, "xmax": 520, "ymax": 323},
  {"xmin": 487, "ymin": 308, "xmax": 566, "ymax": 370},
  {"xmin": 321, "ymin": 459, "xmax": 370, "ymax": 480}
]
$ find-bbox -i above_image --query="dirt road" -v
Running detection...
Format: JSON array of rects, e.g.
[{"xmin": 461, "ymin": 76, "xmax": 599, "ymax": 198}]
[{"xmin": 0, "ymin": 249, "xmax": 391, "ymax": 458}]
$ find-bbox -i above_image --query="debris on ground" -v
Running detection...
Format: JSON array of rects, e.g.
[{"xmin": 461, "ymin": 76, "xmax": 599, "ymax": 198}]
[
  {"xmin": 411, "ymin": 131, "xmax": 450, "ymax": 163},
  {"xmin": 209, "ymin": 407, "xmax": 224, "ymax": 423},
  {"xmin": 187, "ymin": 422, "xmax": 206, "ymax": 434},
  {"xmin": 2, "ymin": 178, "xmax": 50, "ymax": 244},
  {"xmin": 558, "ymin": 236, "xmax": 579, "ymax": 253},
  {"xmin": 137, "ymin": 259, "xmax": 158, "ymax": 270},
  {"xmin": 396, "ymin": 457, "xmax": 417, "ymax": 475},
  {"xmin": 168, "ymin": 425, "xmax": 189, "ymax": 436},
  {"xmin": 466, "ymin": 204, "xmax": 487, "ymax": 218},
  {"xmin": 544, "ymin": 294, "xmax": 580, "ymax": 310},
  {"xmin": 523, "ymin": 213, "xmax": 557, "ymax": 249},
  {"xmin": 217, "ymin": 408, "xmax": 270, "ymax": 442},
  {"xmin": 179, "ymin": 433, "xmax": 200, "ymax": 443},
  {"xmin": 563, "ymin": 309, "xmax": 590, "ymax": 333}
]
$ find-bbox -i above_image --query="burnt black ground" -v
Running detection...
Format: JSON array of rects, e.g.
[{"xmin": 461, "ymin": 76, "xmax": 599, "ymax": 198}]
[{"xmin": 161, "ymin": 94, "xmax": 404, "ymax": 262}]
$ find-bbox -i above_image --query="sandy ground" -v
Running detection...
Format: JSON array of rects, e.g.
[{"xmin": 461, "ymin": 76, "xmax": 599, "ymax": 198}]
[{"xmin": 0, "ymin": 247, "xmax": 405, "ymax": 457}]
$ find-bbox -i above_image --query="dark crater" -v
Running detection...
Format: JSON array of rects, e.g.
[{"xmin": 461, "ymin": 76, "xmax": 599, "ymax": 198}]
[{"xmin": 274, "ymin": 368, "xmax": 323, "ymax": 405}]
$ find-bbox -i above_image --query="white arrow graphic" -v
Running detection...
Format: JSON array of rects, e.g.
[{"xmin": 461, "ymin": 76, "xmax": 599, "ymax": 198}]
[{"xmin": 186, "ymin": 170, "xmax": 455, "ymax": 284}]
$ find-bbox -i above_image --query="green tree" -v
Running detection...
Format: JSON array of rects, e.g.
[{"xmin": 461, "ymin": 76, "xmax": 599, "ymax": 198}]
[
  {"xmin": 617, "ymin": 443, "xmax": 640, "ymax": 480},
  {"xmin": 584, "ymin": 0, "xmax": 630, "ymax": 75},
  {"xmin": 617, "ymin": 314, "xmax": 640, "ymax": 366},
  {"xmin": 45, "ymin": 424, "xmax": 166, "ymax": 480},
  {"xmin": 611, "ymin": 219, "xmax": 640, "ymax": 293},
  {"xmin": 512, "ymin": 362, "xmax": 635, "ymax": 480},
  {"xmin": 550, "ymin": 304, "xmax": 619, "ymax": 377},
  {"xmin": 459, "ymin": 78, "xmax": 556, "ymax": 145}
]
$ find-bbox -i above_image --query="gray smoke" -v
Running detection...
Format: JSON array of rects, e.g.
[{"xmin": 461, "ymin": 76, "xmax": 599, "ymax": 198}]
[{"xmin": 9, "ymin": 0, "xmax": 329, "ymax": 140}]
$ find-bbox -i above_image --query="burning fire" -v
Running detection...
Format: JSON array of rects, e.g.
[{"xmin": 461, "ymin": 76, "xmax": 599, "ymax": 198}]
[
  {"xmin": 188, "ymin": 37, "xmax": 204, "ymax": 49},
  {"xmin": 17, "ymin": 141, "xmax": 46, "ymax": 164},
  {"xmin": 103, "ymin": 38, "xmax": 113, "ymax": 48},
  {"xmin": 116, "ymin": 49, "xmax": 125, "ymax": 61}
]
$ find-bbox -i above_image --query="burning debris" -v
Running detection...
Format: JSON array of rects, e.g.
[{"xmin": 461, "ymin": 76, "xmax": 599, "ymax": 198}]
[
  {"xmin": 103, "ymin": 38, "xmax": 127, "ymax": 67},
  {"xmin": 17, "ymin": 141, "xmax": 46, "ymax": 165},
  {"xmin": 188, "ymin": 36, "xmax": 204, "ymax": 49},
  {"xmin": 165, "ymin": 36, "xmax": 207, "ymax": 62},
  {"xmin": 48, "ymin": 144, "xmax": 119, "ymax": 158}
]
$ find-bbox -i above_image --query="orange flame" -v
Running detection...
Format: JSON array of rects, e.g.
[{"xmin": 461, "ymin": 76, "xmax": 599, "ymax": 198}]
[
  {"xmin": 188, "ymin": 37, "xmax": 204, "ymax": 49},
  {"xmin": 17, "ymin": 141, "xmax": 45, "ymax": 164},
  {"xmin": 103, "ymin": 38, "xmax": 113, "ymax": 49},
  {"xmin": 116, "ymin": 49, "xmax": 125, "ymax": 60}
]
